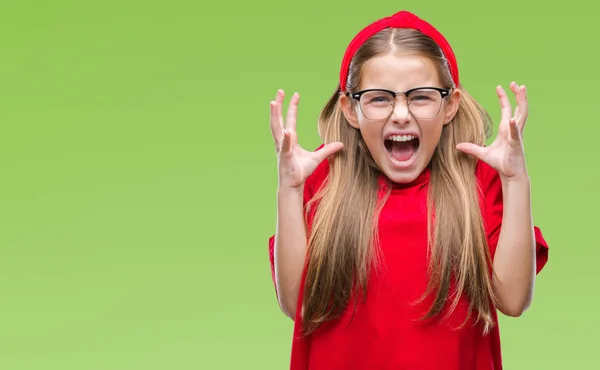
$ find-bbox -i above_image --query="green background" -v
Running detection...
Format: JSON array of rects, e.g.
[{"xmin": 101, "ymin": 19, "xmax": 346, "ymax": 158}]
[{"xmin": 0, "ymin": 0, "xmax": 595, "ymax": 369}]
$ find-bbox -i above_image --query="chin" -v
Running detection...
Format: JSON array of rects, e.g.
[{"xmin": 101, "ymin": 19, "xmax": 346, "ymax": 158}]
[
  {"xmin": 382, "ymin": 167, "xmax": 424, "ymax": 184},
  {"xmin": 377, "ymin": 147, "xmax": 427, "ymax": 184}
]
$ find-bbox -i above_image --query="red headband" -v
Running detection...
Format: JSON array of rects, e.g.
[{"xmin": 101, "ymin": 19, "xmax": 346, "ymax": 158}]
[{"xmin": 339, "ymin": 10, "xmax": 459, "ymax": 92}]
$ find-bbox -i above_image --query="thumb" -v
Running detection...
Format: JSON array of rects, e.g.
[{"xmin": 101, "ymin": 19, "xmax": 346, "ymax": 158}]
[
  {"xmin": 281, "ymin": 129, "xmax": 292, "ymax": 154},
  {"xmin": 455, "ymin": 142, "xmax": 486, "ymax": 160},
  {"xmin": 313, "ymin": 142, "xmax": 344, "ymax": 164}
]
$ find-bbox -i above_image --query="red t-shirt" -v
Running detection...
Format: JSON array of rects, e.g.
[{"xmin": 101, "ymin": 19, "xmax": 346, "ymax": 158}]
[{"xmin": 267, "ymin": 152, "xmax": 549, "ymax": 370}]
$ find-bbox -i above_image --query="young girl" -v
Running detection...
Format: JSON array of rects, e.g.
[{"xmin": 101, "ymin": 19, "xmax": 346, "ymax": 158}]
[{"xmin": 267, "ymin": 10, "xmax": 548, "ymax": 370}]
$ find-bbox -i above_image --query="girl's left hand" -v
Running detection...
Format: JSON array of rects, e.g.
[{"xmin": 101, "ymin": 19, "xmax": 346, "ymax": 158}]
[{"xmin": 456, "ymin": 82, "xmax": 529, "ymax": 181}]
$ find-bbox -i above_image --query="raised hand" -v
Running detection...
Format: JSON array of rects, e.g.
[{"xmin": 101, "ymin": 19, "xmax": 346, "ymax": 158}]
[
  {"xmin": 456, "ymin": 82, "xmax": 529, "ymax": 181},
  {"xmin": 270, "ymin": 90, "xmax": 343, "ymax": 189}
]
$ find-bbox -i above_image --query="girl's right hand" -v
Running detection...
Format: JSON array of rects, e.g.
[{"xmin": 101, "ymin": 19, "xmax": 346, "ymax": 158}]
[{"xmin": 269, "ymin": 90, "xmax": 344, "ymax": 190}]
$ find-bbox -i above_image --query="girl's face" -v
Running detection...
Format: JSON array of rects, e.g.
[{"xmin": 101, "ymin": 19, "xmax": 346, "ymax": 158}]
[{"xmin": 341, "ymin": 53, "xmax": 460, "ymax": 184}]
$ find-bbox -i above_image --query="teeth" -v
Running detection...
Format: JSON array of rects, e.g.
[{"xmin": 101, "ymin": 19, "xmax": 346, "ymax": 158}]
[{"xmin": 387, "ymin": 135, "xmax": 416, "ymax": 142}]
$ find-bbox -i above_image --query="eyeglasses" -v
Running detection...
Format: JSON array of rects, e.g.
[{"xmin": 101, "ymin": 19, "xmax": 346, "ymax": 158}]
[{"xmin": 346, "ymin": 87, "xmax": 451, "ymax": 120}]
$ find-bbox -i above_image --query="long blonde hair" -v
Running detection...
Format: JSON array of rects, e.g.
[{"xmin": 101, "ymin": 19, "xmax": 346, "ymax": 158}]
[{"xmin": 301, "ymin": 28, "xmax": 497, "ymax": 336}]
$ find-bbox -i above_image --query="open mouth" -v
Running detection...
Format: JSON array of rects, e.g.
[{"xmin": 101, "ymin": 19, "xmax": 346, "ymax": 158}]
[{"xmin": 384, "ymin": 134, "xmax": 420, "ymax": 165}]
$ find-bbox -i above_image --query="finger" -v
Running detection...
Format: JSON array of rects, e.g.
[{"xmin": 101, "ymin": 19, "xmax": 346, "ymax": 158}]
[
  {"xmin": 509, "ymin": 82, "xmax": 522, "ymax": 121},
  {"xmin": 496, "ymin": 85, "xmax": 513, "ymax": 124},
  {"xmin": 281, "ymin": 129, "xmax": 292, "ymax": 154},
  {"xmin": 269, "ymin": 101, "xmax": 283, "ymax": 147},
  {"xmin": 285, "ymin": 92, "xmax": 299, "ymax": 131},
  {"xmin": 509, "ymin": 82, "xmax": 527, "ymax": 115},
  {"xmin": 313, "ymin": 142, "xmax": 344, "ymax": 163},
  {"xmin": 508, "ymin": 117, "xmax": 521, "ymax": 143},
  {"xmin": 455, "ymin": 142, "xmax": 487, "ymax": 161},
  {"xmin": 516, "ymin": 85, "xmax": 528, "ymax": 130},
  {"xmin": 509, "ymin": 81, "xmax": 519, "ymax": 96},
  {"xmin": 276, "ymin": 89, "xmax": 284, "ymax": 125},
  {"xmin": 288, "ymin": 127, "xmax": 299, "ymax": 149}
]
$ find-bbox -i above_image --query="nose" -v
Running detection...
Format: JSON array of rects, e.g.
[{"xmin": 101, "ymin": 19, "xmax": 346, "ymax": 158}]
[{"xmin": 390, "ymin": 97, "xmax": 411, "ymax": 124}]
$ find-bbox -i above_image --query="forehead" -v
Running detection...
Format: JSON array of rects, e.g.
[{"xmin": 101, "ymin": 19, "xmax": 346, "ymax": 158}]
[{"xmin": 359, "ymin": 53, "xmax": 440, "ymax": 90}]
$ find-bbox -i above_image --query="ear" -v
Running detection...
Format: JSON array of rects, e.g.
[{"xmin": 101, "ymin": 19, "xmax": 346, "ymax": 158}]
[
  {"xmin": 443, "ymin": 88, "xmax": 461, "ymax": 126},
  {"xmin": 339, "ymin": 93, "xmax": 360, "ymax": 129}
]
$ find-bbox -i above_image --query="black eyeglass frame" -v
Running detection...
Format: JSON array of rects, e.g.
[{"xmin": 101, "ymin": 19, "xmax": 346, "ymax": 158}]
[
  {"xmin": 343, "ymin": 86, "xmax": 453, "ymax": 120},
  {"xmin": 345, "ymin": 86, "xmax": 452, "ymax": 101}
]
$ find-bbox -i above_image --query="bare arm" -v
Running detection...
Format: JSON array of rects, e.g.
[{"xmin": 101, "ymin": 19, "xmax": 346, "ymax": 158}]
[
  {"xmin": 455, "ymin": 82, "xmax": 538, "ymax": 317},
  {"xmin": 274, "ymin": 187, "xmax": 308, "ymax": 319},
  {"xmin": 269, "ymin": 89, "xmax": 343, "ymax": 319},
  {"xmin": 491, "ymin": 177, "xmax": 536, "ymax": 317}
]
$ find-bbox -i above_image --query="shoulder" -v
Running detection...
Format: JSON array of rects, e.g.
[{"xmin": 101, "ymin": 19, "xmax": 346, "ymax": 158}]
[
  {"xmin": 474, "ymin": 160, "xmax": 503, "ymax": 227},
  {"xmin": 475, "ymin": 159, "xmax": 498, "ymax": 184},
  {"xmin": 474, "ymin": 159, "xmax": 502, "ymax": 198}
]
